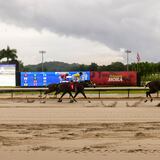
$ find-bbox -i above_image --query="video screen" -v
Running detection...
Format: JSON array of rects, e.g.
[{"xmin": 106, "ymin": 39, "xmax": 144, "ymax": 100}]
[
  {"xmin": 0, "ymin": 64, "xmax": 16, "ymax": 86},
  {"xmin": 20, "ymin": 71, "xmax": 90, "ymax": 87}
]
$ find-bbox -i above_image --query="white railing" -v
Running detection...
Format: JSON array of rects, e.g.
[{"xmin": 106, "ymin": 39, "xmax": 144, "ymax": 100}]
[{"xmin": 0, "ymin": 87, "xmax": 151, "ymax": 99}]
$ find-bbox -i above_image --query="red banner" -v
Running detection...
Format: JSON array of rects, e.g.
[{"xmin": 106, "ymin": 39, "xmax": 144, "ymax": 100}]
[{"xmin": 90, "ymin": 71, "xmax": 137, "ymax": 86}]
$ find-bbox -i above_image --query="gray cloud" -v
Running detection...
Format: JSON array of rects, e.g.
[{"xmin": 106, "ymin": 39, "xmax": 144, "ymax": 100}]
[{"xmin": 0, "ymin": 0, "xmax": 160, "ymax": 62}]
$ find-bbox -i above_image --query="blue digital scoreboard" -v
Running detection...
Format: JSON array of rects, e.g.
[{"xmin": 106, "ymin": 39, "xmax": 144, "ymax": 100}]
[{"xmin": 20, "ymin": 71, "xmax": 90, "ymax": 87}]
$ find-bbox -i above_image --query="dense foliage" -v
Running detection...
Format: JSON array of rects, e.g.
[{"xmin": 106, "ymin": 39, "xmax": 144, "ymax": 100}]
[{"xmin": 0, "ymin": 46, "xmax": 17, "ymax": 62}]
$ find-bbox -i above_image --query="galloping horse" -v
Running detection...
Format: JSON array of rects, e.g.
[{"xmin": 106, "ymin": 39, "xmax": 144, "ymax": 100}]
[
  {"xmin": 43, "ymin": 80, "xmax": 94, "ymax": 102},
  {"xmin": 145, "ymin": 80, "xmax": 160, "ymax": 102}
]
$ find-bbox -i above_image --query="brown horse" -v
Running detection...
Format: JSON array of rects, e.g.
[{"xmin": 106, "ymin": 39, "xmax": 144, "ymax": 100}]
[
  {"xmin": 144, "ymin": 80, "xmax": 160, "ymax": 102},
  {"xmin": 43, "ymin": 80, "xmax": 94, "ymax": 102}
]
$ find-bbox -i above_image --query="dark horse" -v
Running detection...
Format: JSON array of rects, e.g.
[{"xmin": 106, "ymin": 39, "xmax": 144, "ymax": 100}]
[
  {"xmin": 43, "ymin": 80, "xmax": 94, "ymax": 102},
  {"xmin": 145, "ymin": 80, "xmax": 160, "ymax": 102}
]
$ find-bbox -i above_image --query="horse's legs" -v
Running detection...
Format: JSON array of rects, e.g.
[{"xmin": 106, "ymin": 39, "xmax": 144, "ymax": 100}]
[
  {"xmin": 144, "ymin": 91, "xmax": 149, "ymax": 102},
  {"xmin": 145, "ymin": 89, "xmax": 157, "ymax": 102},
  {"xmin": 80, "ymin": 91, "xmax": 91, "ymax": 103},
  {"xmin": 148, "ymin": 91, "xmax": 153, "ymax": 102},
  {"xmin": 69, "ymin": 92, "xmax": 77, "ymax": 102},
  {"xmin": 74, "ymin": 91, "xmax": 80, "ymax": 99},
  {"xmin": 58, "ymin": 92, "xmax": 67, "ymax": 102},
  {"xmin": 73, "ymin": 91, "xmax": 90, "ymax": 103},
  {"xmin": 41, "ymin": 89, "xmax": 53, "ymax": 99},
  {"xmin": 39, "ymin": 90, "xmax": 50, "ymax": 103}
]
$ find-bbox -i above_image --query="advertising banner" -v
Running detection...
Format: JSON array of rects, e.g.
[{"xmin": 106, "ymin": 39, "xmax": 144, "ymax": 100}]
[{"xmin": 90, "ymin": 71, "xmax": 137, "ymax": 86}]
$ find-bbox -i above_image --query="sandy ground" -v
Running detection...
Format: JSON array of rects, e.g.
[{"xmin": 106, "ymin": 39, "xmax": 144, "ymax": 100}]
[{"xmin": 0, "ymin": 97, "xmax": 160, "ymax": 160}]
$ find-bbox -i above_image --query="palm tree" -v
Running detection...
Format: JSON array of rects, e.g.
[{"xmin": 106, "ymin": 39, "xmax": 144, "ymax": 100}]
[{"xmin": 0, "ymin": 46, "xmax": 18, "ymax": 62}]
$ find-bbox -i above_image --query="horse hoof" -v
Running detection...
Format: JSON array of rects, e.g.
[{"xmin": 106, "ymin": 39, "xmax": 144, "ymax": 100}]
[
  {"xmin": 70, "ymin": 100, "xmax": 74, "ymax": 103},
  {"xmin": 144, "ymin": 100, "xmax": 147, "ymax": 103},
  {"xmin": 150, "ymin": 99, "xmax": 153, "ymax": 102},
  {"xmin": 58, "ymin": 99, "xmax": 62, "ymax": 102}
]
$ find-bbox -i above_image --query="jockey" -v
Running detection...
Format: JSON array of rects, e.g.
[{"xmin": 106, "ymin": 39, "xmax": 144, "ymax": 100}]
[
  {"xmin": 72, "ymin": 72, "xmax": 83, "ymax": 82},
  {"xmin": 59, "ymin": 73, "xmax": 69, "ymax": 83}
]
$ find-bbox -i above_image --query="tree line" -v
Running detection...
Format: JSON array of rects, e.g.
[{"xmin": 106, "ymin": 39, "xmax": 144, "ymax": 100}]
[{"xmin": 0, "ymin": 46, "xmax": 160, "ymax": 83}]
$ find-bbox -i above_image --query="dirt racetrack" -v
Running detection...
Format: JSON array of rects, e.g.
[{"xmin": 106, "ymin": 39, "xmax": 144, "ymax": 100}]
[{"xmin": 0, "ymin": 98, "xmax": 160, "ymax": 160}]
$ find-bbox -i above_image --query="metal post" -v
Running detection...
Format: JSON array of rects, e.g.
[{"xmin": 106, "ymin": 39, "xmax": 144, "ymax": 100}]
[
  {"xmin": 127, "ymin": 89, "xmax": 130, "ymax": 98},
  {"xmin": 11, "ymin": 91, "xmax": 14, "ymax": 99},
  {"xmin": 39, "ymin": 50, "xmax": 46, "ymax": 72},
  {"xmin": 98, "ymin": 90, "xmax": 101, "ymax": 99},
  {"xmin": 125, "ymin": 50, "xmax": 131, "ymax": 71}
]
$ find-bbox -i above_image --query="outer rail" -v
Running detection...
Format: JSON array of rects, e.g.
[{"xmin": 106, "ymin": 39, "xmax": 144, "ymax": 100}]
[
  {"xmin": 0, "ymin": 87, "xmax": 150, "ymax": 99},
  {"xmin": 85, "ymin": 87, "xmax": 149, "ymax": 98}
]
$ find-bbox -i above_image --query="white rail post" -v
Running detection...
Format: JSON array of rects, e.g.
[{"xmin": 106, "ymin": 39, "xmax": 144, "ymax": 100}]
[
  {"xmin": 127, "ymin": 89, "xmax": 130, "ymax": 98},
  {"xmin": 98, "ymin": 90, "xmax": 101, "ymax": 99},
  {"xmin": 11, "ymin": 91, "xmax": 14, "ymax": 99}
]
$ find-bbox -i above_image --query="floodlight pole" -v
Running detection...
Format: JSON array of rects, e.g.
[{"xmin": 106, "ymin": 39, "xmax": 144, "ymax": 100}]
[
  {"xmin": 125, "ymin": 50, "xmax": 131, "ymax": 71},
  {"xmin": 39, "ymin": 50, "xmax": 46, "ymax": 72}
]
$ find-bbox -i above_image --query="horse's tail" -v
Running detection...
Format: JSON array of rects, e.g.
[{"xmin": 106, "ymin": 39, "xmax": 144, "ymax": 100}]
[{"xmin": 44, "ymin": 83, "xmax": 57, "ymax": 94}]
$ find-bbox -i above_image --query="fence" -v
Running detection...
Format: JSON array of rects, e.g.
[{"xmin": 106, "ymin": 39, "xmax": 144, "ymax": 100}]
[
  {"xmin": 85, "ymin": 87, "xmax": 149, "ymax": 99},
  {"xmin": 0, "ymin": 87, "xmax": 154, "ymax": 99}
]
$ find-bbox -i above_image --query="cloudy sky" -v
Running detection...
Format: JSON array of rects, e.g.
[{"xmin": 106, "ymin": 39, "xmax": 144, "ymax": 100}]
[{"xmin": 0, "ymin": 0, "xmax": 160, "ymax": 65}]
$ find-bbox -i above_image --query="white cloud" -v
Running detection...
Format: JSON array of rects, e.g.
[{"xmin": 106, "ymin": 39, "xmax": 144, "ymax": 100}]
[
  {"xmin": 0, "ymin": 22, "xmax": 123, "ymax": 65},
  {"xmin": 0, "ymin": 0, "xmax": 160, "ymax": 65}
]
